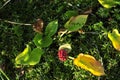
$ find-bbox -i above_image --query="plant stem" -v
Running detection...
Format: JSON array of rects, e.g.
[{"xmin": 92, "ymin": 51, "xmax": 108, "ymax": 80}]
[
  {"xmin": 68, "ymin": 56, "xmax": 74, "ymax": 60},
  {"xmin": 78, "ymin": 31, "xmax": 101, "ymax": 34},
  {"xmin": 60, "ymin": 30, "xmax": 68, "ymax": 38},
  {"xmin": 98, "ymin": 76, "xmax": 101, "ymax": 80},
  {"xmin": 0, "ymin": 0, "xmax": 11, "ymax": 9},
  {"xmin": 0, "ymin": 19, "xmax": 32, "ymax": 26},
  {"xmin": 0, "ymin": 69, "xmax": 10, "ymax": 80}
]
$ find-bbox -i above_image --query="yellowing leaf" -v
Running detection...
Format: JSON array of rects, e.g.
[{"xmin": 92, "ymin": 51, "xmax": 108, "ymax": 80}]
[
  {"xmin": 73, "ymin": 53, "xmax": 105, "ymax": 76},
  {"xmin": 98, "ymin": 0, "xmax": 120, "ymax": 8},
  {"xmin": 108, "ymin": 29, "xmax": 120, "ymax": 51},
  {"xmin": 15, "ymin": 45, "xmax": 31, "ymax": 65}
]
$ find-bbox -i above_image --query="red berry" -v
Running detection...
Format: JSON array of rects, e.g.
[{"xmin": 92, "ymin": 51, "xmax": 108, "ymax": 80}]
[{"xmin": 58, "ymin": 49, "xmax": 68, "ymax": 61}]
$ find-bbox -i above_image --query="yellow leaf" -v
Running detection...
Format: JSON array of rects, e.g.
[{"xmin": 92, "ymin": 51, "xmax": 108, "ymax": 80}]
[
  {"xmin": 98, "ymin": 0, "xmax": 120, "ymax": 8},
  {"xmin": 73, "ymin": 53, "xmax": 105, "ymax": 76},
  {"xmin": 108, "ymin": 29, "xmax": 120, "ymax": 51},
  {"xmin": 15, "ymin": 45, "xmax": 31, "ymax": 65}
]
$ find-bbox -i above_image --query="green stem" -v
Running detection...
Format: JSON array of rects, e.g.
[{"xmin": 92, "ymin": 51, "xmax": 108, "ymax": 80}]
[
  {"xmin": 0, "ymin": 69, "xmax": 10, "ymax": 80},
  {"xmin": 68, "ymin": 56, "xmax": 74, "ymax": 60},
  {"xmin": 60, "ymin": 30, "xmax": 68, "ymax": 38}
]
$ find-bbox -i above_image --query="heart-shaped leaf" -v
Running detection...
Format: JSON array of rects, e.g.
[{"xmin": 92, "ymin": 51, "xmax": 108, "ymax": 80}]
[
  {"xmin": 64, "ymin": 15, "xmax": 88, "ymax": 31},
  {"xmin": 45, "ymin": 20, "xmax": 58, "ymax": 37},
  {"xmin": 27, "ymin": 47, "xmax": 44, "ymax": 65}
]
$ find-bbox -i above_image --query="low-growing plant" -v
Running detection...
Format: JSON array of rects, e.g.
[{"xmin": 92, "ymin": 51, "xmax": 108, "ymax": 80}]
[
  {"xmin": 14, "ymin": 13, "xmax": 106, "ymax": 78},
  {"xmin": 1, "ymin": 0, "xmax": 120, "ymax": 80}
]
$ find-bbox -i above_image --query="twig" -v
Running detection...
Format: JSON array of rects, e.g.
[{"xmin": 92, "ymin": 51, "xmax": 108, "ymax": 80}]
[
  {"xmin": 0, "ymin": 19, "xmax": 32, "ymax": 26},
  {"xmin": 78, "ymin": 30, "xmax": 101, "ymax": 34},
  {"xmin": 0, "ymin": 69, "xmax": 10, "ymax": 80},
  {"xmin": 59, "ymin": 30, "xmax": 68, "ymax": 38},
  {"xmin": 0, "ymin": 0, "xmax": 11, "ymax": 9}
]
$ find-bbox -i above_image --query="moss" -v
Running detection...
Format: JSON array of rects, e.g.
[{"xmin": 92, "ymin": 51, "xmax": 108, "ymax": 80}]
[{"xmin": 0, "ymin": 0, "xmax": 120, "ymax": 80}]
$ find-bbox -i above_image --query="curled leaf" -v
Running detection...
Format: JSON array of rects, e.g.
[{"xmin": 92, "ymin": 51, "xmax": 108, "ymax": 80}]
[
  {"xmin": 15, "ymin": 45, "xmax": 44, "ymax": 66},
  {"xmin": 73, "ymin": 53, "xmax": 105, "ymax": 76},
  {"xmin": 15, "ymin": 45, "xmax": 31, "ymax": 65},
  {"xmin": 59, "ymin": 43, "xmax": 72, "ymax": 53},
  {"xmin": 108, "ymin": 29, "xmax": 120, "ymax": 51}
]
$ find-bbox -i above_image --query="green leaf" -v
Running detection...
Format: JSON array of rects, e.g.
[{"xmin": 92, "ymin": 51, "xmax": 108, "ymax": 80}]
[
  {"xmin": 33, "ymin": 33, "xmax": 52, "ymax": 47},
  {"xmin": 15, "ymin": 45, "xmax": 31, "ymax": 65},
  {"xmin": 33, "ymin": 33, "xmax": 43, "ymax": 47},
  {"xmin": 45, "ymin": 20, "xmax": 58, "ymax": 37},
  {"xmin": 27, "ymin": 48, "xmax": 44, "ymax": 65},
  {"xmin": 40, "ymin": 36, "xmax": 53, "ymax": 47},
  {"xmin": 98, "ymin": 0, "xmax": 120, "ymax": 8},
  {"xmin": 63, "ymin": 10, "xmax": 78, "ymax": 20},
  {"xmin": 64, "ymin": 15, "xmax": 88, "ymax": 31},
  {"xmin": 15, "ymin": 45, "xmax": 44, "ymax": 66}
]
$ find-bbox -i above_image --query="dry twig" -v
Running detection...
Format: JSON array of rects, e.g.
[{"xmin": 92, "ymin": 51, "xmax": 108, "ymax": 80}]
[
  {"xmin": 0, "ymin": 19, "xmax": 32, "ymax": 26},
  {"xmin": 0, "ymin": 0, "xmax": 11, "ymax": 9}
]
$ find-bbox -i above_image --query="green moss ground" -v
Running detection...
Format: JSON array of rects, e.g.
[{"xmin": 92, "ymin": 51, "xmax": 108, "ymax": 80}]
[{"xmin": 0, "ymin": 0, "xmax": 120, "ymax": 80}]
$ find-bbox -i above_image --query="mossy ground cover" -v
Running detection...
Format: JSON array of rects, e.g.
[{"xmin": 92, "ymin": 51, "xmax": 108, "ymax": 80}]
[{"xmin": 0, "ymin": 0, "xmax": 120, "ymax": 80}]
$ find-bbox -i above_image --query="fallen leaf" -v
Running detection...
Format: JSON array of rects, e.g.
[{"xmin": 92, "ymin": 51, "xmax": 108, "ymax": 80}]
[
  {"xmin": 73, "ymin": 53, "xmax": 105, "ymax": 76},
  {"xmin": 108, "ymin": 29, "xmax": 120, "ymax": 51}
]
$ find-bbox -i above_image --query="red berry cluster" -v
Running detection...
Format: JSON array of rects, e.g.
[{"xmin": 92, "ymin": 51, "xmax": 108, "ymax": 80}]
[{"xmin": 58, "ymin": 49, "xmax": 68, "ymax": 61}]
